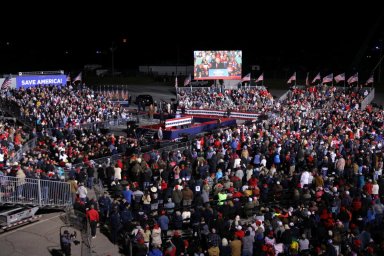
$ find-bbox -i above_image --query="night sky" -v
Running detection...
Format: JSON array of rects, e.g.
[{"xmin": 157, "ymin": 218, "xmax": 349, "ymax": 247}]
[{"xmin": 1, "ymin": 3, "xmax": 383, "ymax": 76}]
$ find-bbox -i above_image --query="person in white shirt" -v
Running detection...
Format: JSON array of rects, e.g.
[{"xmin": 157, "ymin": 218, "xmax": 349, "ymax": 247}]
[
  {"xmin": 298, "ymin": 234, "xmax": 310, "ymax": 251},
  {"xmin": 77, "ymin": 183, "xmax": 88, "ymax": 202},
  {"xmin": 113, "ymin": 164, "xmax": 122, "ymax": 181},
  {"xmin": 372, "ymin": 181, "xmax": 379, "ymax": 198},
  {"xmin": 59, "ymin": 151, "xmax": 68, "ymax": 163},
  {"xmin": 260, "ymin": 156, "xmax": 267, "ymax": 167},
  {"xmin": 300, "ymin": 170, "xmax": 311, "ymax": 188}
]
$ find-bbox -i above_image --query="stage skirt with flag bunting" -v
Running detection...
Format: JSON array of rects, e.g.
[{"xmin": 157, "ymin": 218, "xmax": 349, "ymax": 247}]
[
  {"xmin": 334, "ymin": 73, "xmax": 345, "ymax": 83},
  {"xmin": 347, "ymin": 73, "xmax": 358, "ymax": 84},
  {"xmin": 322, "ymin": 73, "xmax": 333, "ymax": 83}
]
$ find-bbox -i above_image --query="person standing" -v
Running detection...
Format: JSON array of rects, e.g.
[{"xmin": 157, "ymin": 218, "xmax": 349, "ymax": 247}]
[
  {"xmin": 158, "ymin": 127, "xmax": 163, "ymax": 140},
  {"xmin": 149, "ymin": 104, "xmax": 155, "ymax": 121},
  {"xmin": 230, "ymin": 236, "xmax": 242, "ymax": 256},
  {"xmin": 77, "ymin": 183, "xmax": 88, "ymax": 203},
  {"xmin": 158, "ymin": 210, "xmax": 169, "ymax": 239},
  {"xmin": 67, "ymin": 176, "xmax": 78, "ymax": 204},
  {"xmin": 86, "ymin": 204, "xmax": 99, "ymax": 238}
]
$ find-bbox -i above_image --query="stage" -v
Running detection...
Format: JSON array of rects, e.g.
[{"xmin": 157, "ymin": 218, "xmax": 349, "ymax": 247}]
[{"xmin": 136, "ymin": 115, "xmax": 237, "ymax": 140}]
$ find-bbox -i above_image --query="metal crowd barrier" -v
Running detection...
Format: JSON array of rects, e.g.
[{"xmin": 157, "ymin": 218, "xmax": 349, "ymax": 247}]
[
  {"xmin": 64, "ymin": 140, "xmax": 193, "ymax": 179},
  {"xmin": 9, "ymin": 137, "xmax": 37, "ymax": 163},
  {"xmin": 0, "ymin": 176, "xmax": 71, "ymax": 207}
]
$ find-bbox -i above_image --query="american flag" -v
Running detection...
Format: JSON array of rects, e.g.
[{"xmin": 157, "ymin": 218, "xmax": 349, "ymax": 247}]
[
  {"xmin": 1, "ymin": 77, "xmax": 11, "ymax": 90},
  {"xmin": 184, "ymin": 74, "xmax": 191, "ymax": 86},
  {"xmin": 334, "ymin": 73, "xmax": 345, "ymax": 83},
  {"xmin": 322, "ymin": 73, "xmax": 333, "ymax": 83},
  {"xmin": 311, "ymin": 72, "xmax": 321, "ymax": 84},
  {"xmin": 255, "ymin": 73, "xmax": 264, "ymax": 82},
  {"xmin": 241, "ymin": 73, "xmax": 251, "ymax": 82},
  {"xmin": 347, "ymin": 72, "xmax": 358, "ymax": 84},
  {"xmin": 287, "ymin": 72, "xmax": 296, "ymax": 84},
  {"xmin": 66, "ymin": 74, "xmax": 71, "ymax": 83},
  {"xmin": 365, "ymin": 74, "xmax": 374, "ymax": 85},
  {"xmin": 74, "ymin": 72, "xmax": 82, "ymax": 82}
]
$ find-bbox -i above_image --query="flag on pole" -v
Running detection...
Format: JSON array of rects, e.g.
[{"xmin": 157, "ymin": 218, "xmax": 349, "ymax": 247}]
[
  {"xmin": 255, "ymin": 73, "xmax": 264, "ymax": 83},
  {"xmin": 322, "ymin": 73, "xmax": 333, "ymax": 83},
  {"xmin": 365, "ymin": 74, "xmax": 374, "ymax": 85},
  {"xmin": 287, "ymin": 72, "xmax": 296, "ymax": 84},
  {"xmin": 74, "ymin": 72, "xmax": 82, "ymax": 82},
  {"xmin": 347, "ymin": 72, "xmax": 358, "ymax": 84},
  {"xmin": 334, "ymin": 73, "xmax": 345, "ymax": 83},
  {"xmin": 305, "ymin": 72, "xmax": 309, "ymax": 86},
  {"xmin": 312, "ymin": 72, "xmax": 321, "ymax": 84},
  {"xmin": 66, "ymin": 74, "xmax": 71, "ymax": 83},
  {"xmin": 184, "ymin": 74, "xmax": 191, "ymax": 86},
  {"xmin": 1, "ymin": 77, "xmax": 11, "ymax": 90},
  {"xmin": 241, "ymin": 73, "xmax": 251, "ymax": 82},
  {"xmin": 175, "ymin": 76, "xmax": 178, "ymax": 89}
]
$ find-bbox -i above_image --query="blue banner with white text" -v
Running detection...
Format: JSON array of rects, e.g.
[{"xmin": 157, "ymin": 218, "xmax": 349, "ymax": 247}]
[{"xmin": 16, "ymin": 75, "xmax": 67, "ymax": 88}]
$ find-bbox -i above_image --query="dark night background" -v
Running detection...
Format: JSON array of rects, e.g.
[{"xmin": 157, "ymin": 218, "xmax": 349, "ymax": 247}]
[{"xmin": 0, "ymin": 3, "xmax": 383, "ymax": 78}]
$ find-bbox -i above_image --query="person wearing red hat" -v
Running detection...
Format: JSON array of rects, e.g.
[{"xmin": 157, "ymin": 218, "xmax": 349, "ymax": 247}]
[
  {"xmin": 171, "ymin": 230, "xmax": 184, "ymax": 256},
  {"xmin": 265, "ymin": 230, "xmax": 276, "ymax": 245},
  {"xmin": 151, "ymin": 224, "xmax": 162, "ymax": 247},
  {"xmin": 234, "ymin": 225, "xmax": 245, "ymax": 239}
]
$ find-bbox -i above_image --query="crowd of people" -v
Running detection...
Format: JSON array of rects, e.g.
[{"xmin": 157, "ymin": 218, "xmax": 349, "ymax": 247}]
[
  {"xmin": 1, "ymin": 82, "xmax": 384, "ymax": 256},
  {"xmin": 3, "ymin": 85, "xmax": 124, "ymax": 129},
  {"xmin": 177, "ymin": 87, "xmax": 274, "ymax": 112}
]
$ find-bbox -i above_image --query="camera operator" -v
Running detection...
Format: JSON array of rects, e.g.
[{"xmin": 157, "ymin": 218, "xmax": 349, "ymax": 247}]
[{"xmin": 61, "ymin": 230, "xmax": 79, "ymax": 256}]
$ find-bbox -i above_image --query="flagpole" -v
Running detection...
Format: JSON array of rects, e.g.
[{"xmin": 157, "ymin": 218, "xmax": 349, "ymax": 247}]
[
  {"xmin": 262, "ymin": 73, "xmax": 264, "ymax": 87},
  {"xmin": 176, "ymin": 76, "xmax": 178, "ymax": 101}
]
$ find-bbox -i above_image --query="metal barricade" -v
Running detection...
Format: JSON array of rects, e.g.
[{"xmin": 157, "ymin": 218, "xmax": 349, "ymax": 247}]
[
  {"xmin": 9, "ymin": 137, "xmax": 37, "ymax": 163},
  {"xmin": 0, "ymin": 176, "xmax": 71, "ymax": 208}
]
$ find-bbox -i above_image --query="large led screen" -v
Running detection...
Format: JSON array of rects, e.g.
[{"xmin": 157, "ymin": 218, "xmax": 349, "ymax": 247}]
[{"xmin": 194, "ymin": 50, "xmax": 242, "ymax": 80}]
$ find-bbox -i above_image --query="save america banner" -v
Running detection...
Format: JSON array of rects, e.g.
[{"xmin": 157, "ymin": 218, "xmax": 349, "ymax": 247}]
[{"xmin": 16, "ymin": 75, "xmax": 67, "ymax": 88}]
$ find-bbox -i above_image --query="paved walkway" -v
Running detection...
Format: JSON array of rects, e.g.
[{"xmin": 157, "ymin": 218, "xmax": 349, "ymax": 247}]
[{"xmin": 66, "ymin": 185, "xmax": 124, "ymax": 256}]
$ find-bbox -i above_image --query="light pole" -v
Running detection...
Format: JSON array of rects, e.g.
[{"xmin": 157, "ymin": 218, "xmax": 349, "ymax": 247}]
[
  {"xmin": 110, "ymin": 42, "xmax": 117, "ymax": 77},
  {"xmin": 379, "ymin": 39, "xmax": 383, "ymax": 83}
]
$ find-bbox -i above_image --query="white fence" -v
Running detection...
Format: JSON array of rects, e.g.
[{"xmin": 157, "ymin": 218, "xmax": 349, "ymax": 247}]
[{"xmin": 0, "ymin": 176, "xmax": 71, "ymax": 208}]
